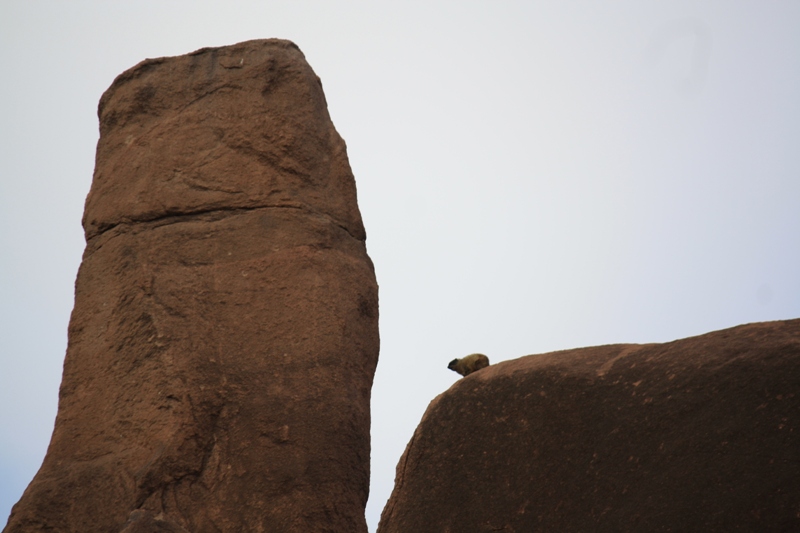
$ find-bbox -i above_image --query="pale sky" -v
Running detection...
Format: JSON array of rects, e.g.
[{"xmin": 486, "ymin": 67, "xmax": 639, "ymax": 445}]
[{"xmin": 1, "ymin": 2, "xmax": 799, "ymax": 530}]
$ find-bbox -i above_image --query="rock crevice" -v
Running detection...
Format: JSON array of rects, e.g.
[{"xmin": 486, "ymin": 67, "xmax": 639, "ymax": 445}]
[{"xmin": 85, "ymin": 202, "xmax": 363, "ymax": 252}]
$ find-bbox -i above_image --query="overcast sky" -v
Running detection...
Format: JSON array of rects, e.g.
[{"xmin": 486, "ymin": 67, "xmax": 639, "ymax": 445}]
[{"xmin": 1, "ymin": 2, "xmax": 799, "ymax": 530}]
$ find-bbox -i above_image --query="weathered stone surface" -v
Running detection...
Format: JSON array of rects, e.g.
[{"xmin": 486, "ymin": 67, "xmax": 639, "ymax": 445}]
[
  {"xmin": 118, "ymin": 510, "xmax": 190, "ymax": 533},
  {"xmin": 4, "ymin": 39, "xmax": 379, "ymax": 533},
  {"xmin": 378, "ymin": 320, "xmax": 800, "ymax": 532}
]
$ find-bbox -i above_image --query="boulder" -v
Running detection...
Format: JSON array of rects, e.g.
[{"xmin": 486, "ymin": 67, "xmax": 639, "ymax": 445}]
[
  {"xmin": 378, "ymin": 320, "xmax": 800, "ymax": 532},
  {"xmin": 5, "ymin": 39, "xmax": 379, "ymax": 533}
]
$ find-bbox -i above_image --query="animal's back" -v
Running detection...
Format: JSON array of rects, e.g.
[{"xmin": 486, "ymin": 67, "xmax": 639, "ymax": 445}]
[{"xmin": 448, "ymin": 353, "xmax": 490, "ymax": 377}]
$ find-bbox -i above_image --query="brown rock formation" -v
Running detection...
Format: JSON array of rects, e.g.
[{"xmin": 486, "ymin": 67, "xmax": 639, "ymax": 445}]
[
  {"xmin": 378, "ymin": 320, "xmax": 800, "ymax": 532},
  {"xmin": 4, "ymin": 39, "xmax": 379, "ymax": 533}
]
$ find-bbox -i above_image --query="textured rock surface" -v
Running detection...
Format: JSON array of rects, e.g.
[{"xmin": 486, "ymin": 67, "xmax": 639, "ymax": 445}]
[
  {"xmin": 5, "ymin": 39, "xmax": 379, "ymax": 533},
  {"xmin": 378, "ymin": 320, "xmax": 800, "ymax": 532}
]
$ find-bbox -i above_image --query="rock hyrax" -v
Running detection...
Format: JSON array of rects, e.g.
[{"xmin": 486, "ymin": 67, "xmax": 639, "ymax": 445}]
[{"xmin": 448, "ymin": 353, "xmax": 490, "ymax": 377}]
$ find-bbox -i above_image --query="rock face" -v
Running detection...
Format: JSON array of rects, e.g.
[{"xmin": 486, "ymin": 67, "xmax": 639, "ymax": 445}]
[
  {"xmin": 378, "ymin": 320, "xmax": 800, "ymax": 532},
  {"xmin": 5, "ymin": 39, "xmax": 379, "ymax": 533}
]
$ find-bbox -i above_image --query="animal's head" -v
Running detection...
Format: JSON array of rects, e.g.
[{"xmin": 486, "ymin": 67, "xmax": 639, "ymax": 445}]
[{"xmin": 447, "ymin": 358, "xmax": 459, "ymax": 371}]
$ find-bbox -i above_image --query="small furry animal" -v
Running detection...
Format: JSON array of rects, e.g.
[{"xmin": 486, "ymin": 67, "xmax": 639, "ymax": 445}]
[{"xmin": 448, "ymin": 353, "xmax": 490, "ymax": 377}]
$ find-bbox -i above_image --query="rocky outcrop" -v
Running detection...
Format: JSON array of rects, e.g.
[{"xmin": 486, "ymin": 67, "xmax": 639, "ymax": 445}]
[
  {"xmin": 4, "ymin": 39, "xmax": 379, "ymax": 533},
  {"xmin": 378, "ymin": 320, "xmax": 800, "ymax": 532}
]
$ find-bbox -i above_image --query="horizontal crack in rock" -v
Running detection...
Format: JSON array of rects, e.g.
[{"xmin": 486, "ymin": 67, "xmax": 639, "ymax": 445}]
[{"xmin": 85, "ymin": 203, "xmax": 361, "ymax": 255}]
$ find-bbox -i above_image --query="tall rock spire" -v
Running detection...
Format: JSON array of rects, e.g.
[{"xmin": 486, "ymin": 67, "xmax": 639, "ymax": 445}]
[{"xmin": 5, "ymin": 39, "xmax": 379, "ymax": 533}]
